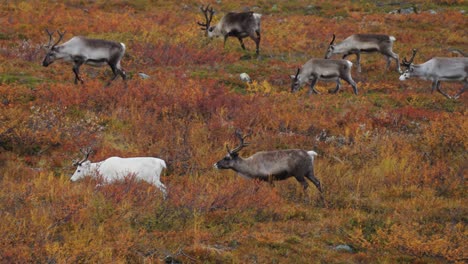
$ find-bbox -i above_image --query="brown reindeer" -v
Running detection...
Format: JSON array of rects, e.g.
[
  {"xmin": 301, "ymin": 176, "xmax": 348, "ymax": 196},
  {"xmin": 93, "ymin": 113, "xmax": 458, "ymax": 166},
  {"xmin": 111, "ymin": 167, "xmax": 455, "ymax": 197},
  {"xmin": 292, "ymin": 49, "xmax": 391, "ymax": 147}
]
[
  {"xmin": 197, "ymin": 5, "xmax": 262, "ymax": 55},
  {"xmin": 214, "ymin": 130, "xmax": 322, "ymax": 194}
]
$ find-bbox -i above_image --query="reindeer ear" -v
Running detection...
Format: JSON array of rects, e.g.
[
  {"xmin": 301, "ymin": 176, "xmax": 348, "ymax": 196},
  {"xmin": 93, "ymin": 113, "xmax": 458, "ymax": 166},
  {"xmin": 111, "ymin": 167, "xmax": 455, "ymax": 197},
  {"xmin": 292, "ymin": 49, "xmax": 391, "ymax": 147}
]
[{"xmin": 290, "ymin": 75, "xmax": 296, "ymax": 79}]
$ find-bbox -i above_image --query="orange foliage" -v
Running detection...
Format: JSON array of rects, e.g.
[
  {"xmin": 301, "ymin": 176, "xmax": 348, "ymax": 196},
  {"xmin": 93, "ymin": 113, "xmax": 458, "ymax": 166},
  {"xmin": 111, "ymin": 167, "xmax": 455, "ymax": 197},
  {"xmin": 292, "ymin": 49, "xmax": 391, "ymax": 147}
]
[{"xmin": 0, "ymin": 0, "xmax": 466, "ymax": 263}]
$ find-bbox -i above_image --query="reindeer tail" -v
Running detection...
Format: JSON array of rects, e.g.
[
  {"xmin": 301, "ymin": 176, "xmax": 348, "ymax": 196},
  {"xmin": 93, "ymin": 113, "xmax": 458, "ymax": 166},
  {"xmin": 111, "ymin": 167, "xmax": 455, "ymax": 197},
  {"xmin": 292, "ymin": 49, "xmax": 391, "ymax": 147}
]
[{"xmin": 307, "ymin": 151, "xmax": 318, "ymax": 162}]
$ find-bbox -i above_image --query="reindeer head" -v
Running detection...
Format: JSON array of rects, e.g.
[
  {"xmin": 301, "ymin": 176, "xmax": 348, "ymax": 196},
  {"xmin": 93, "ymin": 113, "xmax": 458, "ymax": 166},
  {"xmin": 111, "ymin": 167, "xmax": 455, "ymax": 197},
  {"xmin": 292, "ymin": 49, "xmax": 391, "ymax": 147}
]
[
  {"xmin": 399, "ymin": 49, "xmax": 417, "ymax": 81},
  {"xmin": 290, "ymin": 68, "xmax": 301, "ymax": 93},
  {"xmin": 214, "ymin": 129, "xmax": 251, "ymax": 169},
  {"xmin": 71, "ymin": 148, "xmax": 93, "ymax": 181},
  {"xmin": 197, "ymin": 5, "xmax": 215, "ymax": 37},
  {"xmin": 324, "ymin": 34, "xmax": 336, "ymax": 59},
  {"xmin": 42, "ymin": 29, "xmax": 66, "ymax": 67}
]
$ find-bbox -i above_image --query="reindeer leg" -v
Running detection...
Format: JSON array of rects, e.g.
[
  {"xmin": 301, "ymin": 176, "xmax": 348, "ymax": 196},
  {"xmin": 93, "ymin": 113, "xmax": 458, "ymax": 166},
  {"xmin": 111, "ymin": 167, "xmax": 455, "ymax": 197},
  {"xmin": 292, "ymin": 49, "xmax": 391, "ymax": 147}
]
[
  {"xmin": 453, "ymin": 82, "xmax": 467, "ymax": 99},
  {"xmin": 385, "ymin": 55, "xmax": 391, "ymax": 70},
  {"xmin": 431, "ymin": 80, "xmax": 438, "ymax": 93},
  {"xmin": 391, "ymin": 52, "xmax": 401, "ymax": 73},
  {"xmin": 250, "ymin": 30, "xmax": 261, "ymax": 56},
  {"xmin": 330, "ymin": 79, "xmax": 341, "ymax": 94},
  {"xmin": 72, "ymin": 60, "xmax": 85, "ymax": 84},
  {"xmin": 237, "ymin": 37, "xmax": 246, "ymax": 50},
  {"xmin": 116, "ymin": 61, "xmax": 127, "ymax": 81},
  {"xmin": 306, "ymin": 171, "xmax": 326, "ymax": 206},
  {"xmin": 435, "ymin": 81, "xmax": 452, "ymax": 99},
  {"xmin": 342, "ymin": 75, "xmax": 358, "ymax": 95},
  {"xmin": 107, "ymin": 64, "xmax": 120, "ymax": 86},
  {"xmin": 356, "ymin": 52, "xmax": 362, "ymax": 73},
  {"xmin": 306, "ymin": 171, "xmax": 322, "ymax": 193},
  {"xmin": 295, "ymin": 176, "xmax": 311, "ymax": 203},
  {"xmin": 156, "ymin": 182, "xmax": 168, "ymax": 200},
  {"xmin": 308, "ymin": 77, "xmax": 320, "ymax": 95},
  {"xmin": 384, "ymin": 49, "xmax": 401, "ymax": 73},
  {"xmin": 223, "ymin": 35, "xmax": 228, "ymax": 49}
]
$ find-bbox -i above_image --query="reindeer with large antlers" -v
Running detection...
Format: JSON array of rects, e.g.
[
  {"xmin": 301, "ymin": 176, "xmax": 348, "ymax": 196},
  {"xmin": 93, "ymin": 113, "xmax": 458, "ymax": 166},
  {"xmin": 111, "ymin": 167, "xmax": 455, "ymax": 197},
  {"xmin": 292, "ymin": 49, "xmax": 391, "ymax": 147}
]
[
  {"xmin": 213, "ymin": 130, "xmax": 322, "ymax": 195},
  {"xmin": 71, "ymin": 148, "xmax": 168, "ymax": 198},
  {"xmin": 197, "ymin": 5, "xmax": 262, "ymax": 55},
  {"xmin": 42, "ymin": 29, "xmax": 126, "ymax": 85},
  {"xmin": 325, "ymin": 34, "xmax": 401, "ymax": 73},
  {"xmin": 399, "ymin": 49, "xmax": 468, "ymax": 99}
]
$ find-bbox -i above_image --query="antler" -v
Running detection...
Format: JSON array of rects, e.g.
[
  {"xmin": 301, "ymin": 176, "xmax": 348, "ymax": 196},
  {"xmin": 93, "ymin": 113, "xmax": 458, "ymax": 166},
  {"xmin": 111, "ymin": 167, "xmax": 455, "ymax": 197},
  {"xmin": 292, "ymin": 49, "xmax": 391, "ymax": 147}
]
[
  {"xmin": 53, "ymin": 30, "xmax": 66, "ymax": 48},
  {"xmin": 44, "ymin": 29, "xmax": 66, "ymax": 49},
  {"xmin": 197, "ymin": 5, "xmax": 214, "ymax": 31},
  {"xmin": 293, "ymin": 68, "xmax": 300, "ymax": 80},
  {"xmin": 329, "ymin": 34, "xmax": 336, "ymax": 45},
  {"xmin": 44, "ymin": 29, "xmax": 54, "ymax": 48},
  {"xmin": 73, "ymin": 147, "xmax": 93, "ymax": 166},
  {"xmin": 401, "ymin": 48, "xmax": 417, "ymax": 68},
  {"xmin": 226, "ymin": 129, "xmax": 252, "ymax": 155}
]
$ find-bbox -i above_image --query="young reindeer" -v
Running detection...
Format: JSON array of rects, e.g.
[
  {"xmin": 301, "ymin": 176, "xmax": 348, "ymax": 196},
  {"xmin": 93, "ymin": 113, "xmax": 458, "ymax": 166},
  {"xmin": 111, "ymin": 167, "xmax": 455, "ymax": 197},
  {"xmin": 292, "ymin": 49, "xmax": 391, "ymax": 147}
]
[
  {"xmin": 399, "ymin": 49, "xmax": 468, "ymax": 99},
  {"xmin": 71, "ymin": 148, "xmax": 168, "ymax": 198},
  {"xmin": 42, "ymin": 29, "xmax": 126, "ymax": 85},
  {"xmin": 291, "ymin": 58, "xmax": 358, "ymax": 95},
  {"xmin": 197, "ymin": 5, "xmax": 262, "ymax": 55},
  {"xmin": 324, "ymin": 34, "xmax": 401, "ymax": 73},
  {"xmin": 213, "ymin": 130, "xmax": 322, "ymax": 195}
]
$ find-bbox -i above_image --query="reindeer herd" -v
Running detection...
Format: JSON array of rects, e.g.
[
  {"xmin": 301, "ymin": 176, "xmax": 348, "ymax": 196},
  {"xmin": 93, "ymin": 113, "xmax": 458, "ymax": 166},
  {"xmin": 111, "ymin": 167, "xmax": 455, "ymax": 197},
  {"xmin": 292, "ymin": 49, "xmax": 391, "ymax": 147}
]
[{"xmin": 40, "ymin": 5, "xmax": 467, "ymax": 200}]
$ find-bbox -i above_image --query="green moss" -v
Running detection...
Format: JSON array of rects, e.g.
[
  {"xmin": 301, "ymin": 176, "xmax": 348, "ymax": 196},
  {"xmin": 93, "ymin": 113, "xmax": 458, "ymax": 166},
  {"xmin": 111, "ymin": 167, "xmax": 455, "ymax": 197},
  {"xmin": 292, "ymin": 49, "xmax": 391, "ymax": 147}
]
[
  {"xmin": 0, "ymin": 73, "xmax": 44, "ymax": 87},
  {"xmin": 0, "ymin": 32, "xmax": 10, "ymax": 40}
]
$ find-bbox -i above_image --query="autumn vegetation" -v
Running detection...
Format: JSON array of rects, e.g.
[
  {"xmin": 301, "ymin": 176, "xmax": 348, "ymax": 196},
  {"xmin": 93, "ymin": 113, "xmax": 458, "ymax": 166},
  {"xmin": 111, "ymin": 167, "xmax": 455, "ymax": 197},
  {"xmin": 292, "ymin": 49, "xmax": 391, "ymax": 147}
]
[{"xmin": 0, "ymin": 0, "xmax": 467, "ymax": 263}]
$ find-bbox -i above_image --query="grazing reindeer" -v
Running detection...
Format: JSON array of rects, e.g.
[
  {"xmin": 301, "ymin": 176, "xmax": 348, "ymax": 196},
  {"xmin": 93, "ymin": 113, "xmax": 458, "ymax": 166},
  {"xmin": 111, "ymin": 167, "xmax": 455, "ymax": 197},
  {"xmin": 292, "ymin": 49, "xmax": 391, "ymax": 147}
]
[
  {"xmin": 197, "ymin": 5, "xmax": 262, "ymax": 55},
  {"xmin": 42, "ymin": 29, "xmax": 126, "ymax": 85},
  {"xmin": 71, "ymin": 148, "xmax": 167, "ymax": 198},
  {"xmin": 325, "ymin": 34, "xmax": 401, "ymax": 73},
  {"xmin": 291, "ymin": 58, "xmax": 358, "ymax": 95},
  {"xmin": 213, "ymin": 130, "xmax": 322, "ymax": 194},
  {"xmin": 399, "ymin": 49, "xmax": 468, "ymax": 99}
]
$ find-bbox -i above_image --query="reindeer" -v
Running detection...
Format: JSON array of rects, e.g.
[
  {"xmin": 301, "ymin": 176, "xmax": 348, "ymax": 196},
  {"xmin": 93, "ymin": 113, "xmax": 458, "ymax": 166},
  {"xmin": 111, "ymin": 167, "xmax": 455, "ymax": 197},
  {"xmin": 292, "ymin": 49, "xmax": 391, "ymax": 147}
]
[
  {"xmin": 399, "ymin": 49, "xmax": 468, "ymax": 99},
  {"xmin": 290, "ymin": 58, "xmax": 358, "ymax": 95},
  {"xmin": 71, "ymin": 148, "xmax": 167, "ymax": 198},
  {"xmin": 324, "ymin": 34, "xmax": 401, "ymax": 73},
  {"xmin": 197, "ymin": 5, "xmax": 261, "ymax": 55},
  {"xmin": 42, "ymin": 29, "xmax": 126, "ymax": 85},
  {"xmin": 213, "ymin": 130, "xmax": 322, "ymax": 195}
]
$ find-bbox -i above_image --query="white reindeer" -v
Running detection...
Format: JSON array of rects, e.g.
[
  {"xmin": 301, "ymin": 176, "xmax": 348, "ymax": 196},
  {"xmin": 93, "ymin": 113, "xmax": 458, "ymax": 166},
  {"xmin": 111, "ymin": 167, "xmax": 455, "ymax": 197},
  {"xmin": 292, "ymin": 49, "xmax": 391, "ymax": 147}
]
[
  {"xmin": 290, "ymin": 58, "xmax": 358, "ymax": 95},
  {"xmin": 71, "ymin": 148, "xmax": 167, "ymax": 198},
  {"xmin": 197, "ymin": 5, "xmax": 261, "ymax": 55},
  {"xmin": 325, "ymin": 33, "xmax": 401, "ymax": 73},
  {"xmin": 42, "ymin": 29, "xmax": 126, "ymax": 85},
  {"xmin": 399, "ymin": 49, "xmax": 468, "ymax": 99}
]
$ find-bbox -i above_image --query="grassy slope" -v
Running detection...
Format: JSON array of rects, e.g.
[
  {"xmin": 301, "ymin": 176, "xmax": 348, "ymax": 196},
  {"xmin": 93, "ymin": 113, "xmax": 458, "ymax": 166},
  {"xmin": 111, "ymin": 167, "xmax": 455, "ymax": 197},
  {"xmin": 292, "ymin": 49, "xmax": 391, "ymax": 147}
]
[{"xmin": 0, "ymin": 0, "xmax": 467, "ymax": 263}]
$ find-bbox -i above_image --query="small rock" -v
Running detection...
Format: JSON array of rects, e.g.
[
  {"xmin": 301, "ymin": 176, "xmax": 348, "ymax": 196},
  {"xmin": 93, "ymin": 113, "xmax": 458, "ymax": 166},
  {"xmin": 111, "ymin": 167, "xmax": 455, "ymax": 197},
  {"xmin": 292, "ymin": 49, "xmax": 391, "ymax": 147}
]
[
  {"xmin": 335, "ymin": 244, "xmax": 354, "ymax": 253},
  {"xmin": 240, "ymin": 73, "xmax": 252, "ymax": 83},
  {"xmin": 138, "ymin": 72, "xmax": 150, "ymax": 79},
  {"xmin": 388, "ymin": 7, "xmax": 416, "ymax": 14}
]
